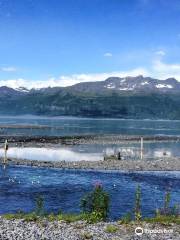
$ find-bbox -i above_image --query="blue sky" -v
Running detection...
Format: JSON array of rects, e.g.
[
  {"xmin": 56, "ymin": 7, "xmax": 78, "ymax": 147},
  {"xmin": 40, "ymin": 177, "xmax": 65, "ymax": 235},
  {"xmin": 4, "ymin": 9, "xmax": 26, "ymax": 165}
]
[{"xmin": 0, "ymin": 0, "xmax": 180, "ymax": 88}]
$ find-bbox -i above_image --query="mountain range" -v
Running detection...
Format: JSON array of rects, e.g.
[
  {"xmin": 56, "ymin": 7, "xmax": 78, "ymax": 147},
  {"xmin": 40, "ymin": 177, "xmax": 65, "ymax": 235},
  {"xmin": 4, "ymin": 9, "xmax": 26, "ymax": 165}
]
[{"xmin": 0, "ymin": 75, "xmax": 180, "ymax": 119}]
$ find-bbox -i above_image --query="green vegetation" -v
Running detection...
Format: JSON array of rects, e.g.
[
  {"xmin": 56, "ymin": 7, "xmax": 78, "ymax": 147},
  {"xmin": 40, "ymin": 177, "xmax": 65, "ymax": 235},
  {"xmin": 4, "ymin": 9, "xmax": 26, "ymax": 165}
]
[
  {"xmin": 3, "ymin": 211, "xmax": 108, "ymax": 224},
  {"xmin": 1, "ymin": 89, "xmax": 180, "ymax": 119},
  {"xmin": 134, "ymin": 185, "xmax": 142, "ymax": 221},
  {"xmin": 164, "ymin": 191, "xmax": 171, "ymax": 210},
  {"xmin": 118, "ymin": 212, "xmax": 132, "ymax": 224},
  {"xmin": 144, "ymin": 214, "xmax": 180, "ymax": 225},
  {"xmin": 119, "ymin": 187, "xmax": 180, "ymax": 225},
  {"xmin": 35, "ymin": 195, "xmax": 44, "ymax": 216},
  {"xmin": 2, "ymin": 185, "xmax": 180, "ymax": 225},
  {"xmin": 81, "ymin": 183, "xmax": 110, "ymax": 222},
  {"xmin": 4, "ymin": 212, "xmax": 38, "ymax": 222},
  {"xmin": 105, "ymin": 225, "xmax": 119, "ymax": 233},
  {"xmin": 57, "ymin": 213, "xmax": 86, "ymax": 223},
  {"xmin": 3, "ymin": 187, "xmax": 109, "ymax": 224}
]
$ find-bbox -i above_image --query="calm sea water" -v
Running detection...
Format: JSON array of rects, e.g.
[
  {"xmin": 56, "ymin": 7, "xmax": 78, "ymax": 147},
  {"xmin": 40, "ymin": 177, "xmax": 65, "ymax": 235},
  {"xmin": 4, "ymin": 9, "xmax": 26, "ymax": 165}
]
[
  {"xmin": 0, "ymin": 116, "xmax": 180, "ymax": 160},
  {"xmin": 0, "ymin": 166, "xmax": 180, "ymax": 219},
  {"xmin": 0, "ymin": 115, "xmax": 180, "ymax": 136}
]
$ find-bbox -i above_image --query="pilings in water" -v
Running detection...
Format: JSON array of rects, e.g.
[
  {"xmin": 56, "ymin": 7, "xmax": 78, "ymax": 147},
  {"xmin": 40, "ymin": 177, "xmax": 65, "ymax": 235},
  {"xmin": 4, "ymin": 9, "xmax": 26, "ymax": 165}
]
[
  {"xmin": 140, "ymin": 137, "xmax": 143, "ymax": 160},
  {"xmin": 2, "ymin": 139, "xmax": 8, "ymax": 167},
  {"xmin": 103, "ymin": 137, "xmax": 144, "ymax": 161}
]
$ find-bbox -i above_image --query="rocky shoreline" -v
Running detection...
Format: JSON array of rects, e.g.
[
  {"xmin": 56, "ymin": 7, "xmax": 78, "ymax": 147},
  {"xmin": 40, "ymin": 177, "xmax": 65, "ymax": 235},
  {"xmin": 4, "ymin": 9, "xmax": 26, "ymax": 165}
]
[
  {"xmin": 5, "ymin": 156, "xmax": 180, "ymax": 171},
  {"xmin": 0, "ymin": 217, "xmax": 179, "ymax": 240},
  {"xmin": 0, "ymin": 134, "xmax": 180, "ymax": 148}
]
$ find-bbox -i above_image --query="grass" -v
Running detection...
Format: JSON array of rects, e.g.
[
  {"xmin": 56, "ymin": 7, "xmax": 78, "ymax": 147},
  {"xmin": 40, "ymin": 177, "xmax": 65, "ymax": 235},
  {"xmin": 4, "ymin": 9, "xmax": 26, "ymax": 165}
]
[
  {"xmin": 105, "ymin": 225, "xmax": 119, "ymax": 233},
  {"xmin": 3, "ymin": 212, "xmax": 180, "ymax": 227},
  {"xmin": 3, "ymin": 212, "xmax": 103, "ymax": 223},
  {"xmin": 56, "ymin": 213, "xmax": 85, "ymax": 223},
  {"xmin": 2, "ymin": 187, "xmax": 180, "ymax": 226},
  {"xmin": 4, "ymin": 212, "xmax": 39, "ymax": 222},
  {"xmin": 118, "ymin": 212, "xmax": 132, "ymax": 224},
  {"xmin": 144, "ymin": 215, "xmax": 180, "ymax": 225}
]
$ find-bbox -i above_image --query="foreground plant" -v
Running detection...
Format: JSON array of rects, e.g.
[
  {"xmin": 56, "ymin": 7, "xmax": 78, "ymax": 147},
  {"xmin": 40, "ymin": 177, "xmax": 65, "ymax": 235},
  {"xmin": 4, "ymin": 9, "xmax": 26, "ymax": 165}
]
[
  {"xmin": 155, "ymin": 191, "xmax": 180, "ymax": 217},
  {"xmin": 144, "ymin": 214, "xmax": 180, "ymax": 225},
  {"xmin": 3, "ymin": 186, "xmax": 180, "ymax": 226},
  {"xmin": 81, "ymin": 182, "xmax": 110, "ymax": 222},
  {"xmin": 118, "ymin": 212, "xmax": 132, "ymax": 224},
  {"xmin": 35, "ymin": 195, "xmax": 45, "ymax": 216},
  {"xmin": 134, "ymin": 185, "xmax": 142, "ymax": 221}
]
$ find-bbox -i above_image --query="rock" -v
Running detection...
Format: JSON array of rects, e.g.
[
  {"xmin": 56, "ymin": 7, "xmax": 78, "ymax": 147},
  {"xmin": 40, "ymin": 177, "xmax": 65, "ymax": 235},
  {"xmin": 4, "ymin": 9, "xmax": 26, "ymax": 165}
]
[{"xmin": 0, "ymin": 219, "xmax": 176, "ymax": 240}]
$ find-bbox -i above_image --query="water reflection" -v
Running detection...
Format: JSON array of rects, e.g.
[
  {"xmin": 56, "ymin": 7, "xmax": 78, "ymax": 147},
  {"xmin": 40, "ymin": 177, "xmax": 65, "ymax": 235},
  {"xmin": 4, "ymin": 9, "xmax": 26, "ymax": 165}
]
[
  {"xmin": 0, "ymin": 147, "xmax": 103, "ymax": 162},
  {"xmin": 0, "ymin": 141, "xmax": 179, "ymax": 162}
]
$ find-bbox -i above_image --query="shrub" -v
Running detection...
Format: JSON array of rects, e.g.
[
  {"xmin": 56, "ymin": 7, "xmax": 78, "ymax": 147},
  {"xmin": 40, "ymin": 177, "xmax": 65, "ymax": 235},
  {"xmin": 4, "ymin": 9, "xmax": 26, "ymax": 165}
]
[
  {"xmin": 61, "ymin": 213, "xmax": 84, "ymax": 223},
  {"xmin": 82, "ymin": 211, "xmax": 104, "ymax": 223},
  {"xmin": 164, "ymin": 192, "xmax": 171, "ymax": 210},
  {"xmin": 23, "ymin": 212, "xmax": 38, "ymax": 222},
  {"xmin": 157, "ymin": 192, "xmax": 180, "ymax": 216},
  {"xmin": 35, "ymin": 195, "xmax": 45, "ymax": 216},
  {"xmin": 119, "ymin": 212, "xmax": 132, "ymax": 224},
  {"xmin": 80, "ymin": 183, "xmax": 110, "ymax": 221},
  {"xmin": 134, "ymin": 185, "xmax": 142, "ymax": 221},
  {"xmin": 3, "ymin": 213, "xmax": 16, "ymax": 220},
  {"xmin": 47, "ymin": 213, "xmax": 56, "ymax": 221}
]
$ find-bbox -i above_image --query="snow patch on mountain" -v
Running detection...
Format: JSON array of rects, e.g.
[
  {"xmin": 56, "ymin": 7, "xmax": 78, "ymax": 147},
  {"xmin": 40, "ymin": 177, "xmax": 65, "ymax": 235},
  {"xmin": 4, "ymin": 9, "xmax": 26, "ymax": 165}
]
[
  {"xmin": 105, "ymin": 83, "xmax": 115, "ymax": 89},
  {"xmin": 119, "ymin": 87, "xmax": 134, "ymax": 90},
  {"xmin": 141, "ymin": 81, "xmax": 149, "ymax": 85},
  {"xmin": 121, "ymin": 79, "xmax": 126, "ymax": 83},
  {"xmin": 156, "ymin": 84, "xmax": 173, "ymax": 89},
  {"xmin": 15, "ymin": 87, "xmax": 30, "ymax": 92}
]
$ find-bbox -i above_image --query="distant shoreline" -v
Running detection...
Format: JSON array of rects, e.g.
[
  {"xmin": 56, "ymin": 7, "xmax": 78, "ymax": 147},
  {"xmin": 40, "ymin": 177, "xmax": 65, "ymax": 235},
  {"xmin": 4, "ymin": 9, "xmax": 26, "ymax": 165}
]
[
  {"xmin": 4, "ymin": 156, "xmax": 180, "ymax": 171},
  {"xmin": 0, "ymin": 134, "xmax": 180, "ymax": 147},
  {"xmin": 1, "ymin": 113, "xmax": 180, "ymax": 121},
  {"xmin": 0, "ymin": 114, "xmax": 180, "ymax": 121}
]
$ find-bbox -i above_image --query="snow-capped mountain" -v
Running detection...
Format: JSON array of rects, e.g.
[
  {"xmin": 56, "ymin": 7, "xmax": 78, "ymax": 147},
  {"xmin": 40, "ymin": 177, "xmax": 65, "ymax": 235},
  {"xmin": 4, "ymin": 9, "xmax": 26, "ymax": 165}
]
[
  {"xmin": 103, "ymin": 76, "xmax": 180, "ymax": 92},
  {"xmin": 0, "ymin": 86, "xmax": 29, "ymax": 97},
  {"xmin": 68, "ymin": 75, "xmax": 180, "ymax": 93},
  {"xmin": 15, "ymin": 87, "xmax": 30, "ymax": 93},
  {"xmin": 0, "ymin": 76, "xmax": 180, "ymax": 95},
  {"xmin": 0, "ymin": 76, "xmax": 180, "ymax": 119}
]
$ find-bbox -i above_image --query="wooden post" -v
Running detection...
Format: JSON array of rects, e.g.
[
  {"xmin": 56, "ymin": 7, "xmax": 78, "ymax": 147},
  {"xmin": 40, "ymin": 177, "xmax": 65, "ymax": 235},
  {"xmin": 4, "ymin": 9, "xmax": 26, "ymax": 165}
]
[
  {"xmin": 4, "ymin": 139, "xmax": 8, "ymax": 165},
  {"xmin": 140, "ymin": 137, "xmax": 143, "ymax": 160}
]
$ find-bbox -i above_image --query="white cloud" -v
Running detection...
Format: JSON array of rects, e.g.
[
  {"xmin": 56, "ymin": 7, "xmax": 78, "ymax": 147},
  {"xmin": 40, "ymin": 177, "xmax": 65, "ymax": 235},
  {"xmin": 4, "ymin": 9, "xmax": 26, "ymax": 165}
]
[
  {"xmin": 152, "ymin": 59, "xmax": 180, "ymax": 80},
  {"xmin": 155, "ymin": 50, "xmax": 166, "ymax": 56},
  {"xmin": 1, "ymin": 66, "xmax": 17, "ymax": 72},
  {"xmin": 0, "ymin": 68, "xmax": 149, "ymax": 89},
  {"xmin": 58, "ymin": 68, "xmax": 149, "ymax": 86},
  {"xmin": 104, "ymin": 52, "xmax": 113, "ymax": 57},
  {"xmin": 1, "ymin": 54, "xmax": 180, "ymax": 89}
]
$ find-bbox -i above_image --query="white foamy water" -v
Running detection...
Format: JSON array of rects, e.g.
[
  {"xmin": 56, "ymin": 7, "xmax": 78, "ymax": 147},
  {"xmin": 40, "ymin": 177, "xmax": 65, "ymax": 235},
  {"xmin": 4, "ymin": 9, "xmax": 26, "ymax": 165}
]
[{"xmin": 0, "ymin": 147, "xmax": 103, "ymax": 162}]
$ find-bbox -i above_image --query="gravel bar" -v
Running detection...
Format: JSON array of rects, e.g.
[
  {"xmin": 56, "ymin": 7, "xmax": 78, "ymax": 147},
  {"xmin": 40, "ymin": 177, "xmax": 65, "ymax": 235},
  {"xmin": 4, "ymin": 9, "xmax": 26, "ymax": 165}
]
[
  {"xmin": 0, "ymin": 134, "xmax": 180, "ymax": 147},
  {"xmin": 0, "ymin": 218, "xmax": 179, "ymax": 240},
  {"xmin": 5, "ymin": 156, "xmax": 180, "ymax": 171}
]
